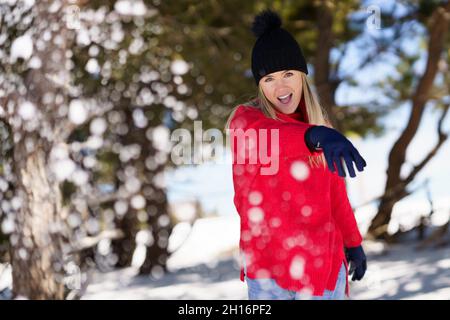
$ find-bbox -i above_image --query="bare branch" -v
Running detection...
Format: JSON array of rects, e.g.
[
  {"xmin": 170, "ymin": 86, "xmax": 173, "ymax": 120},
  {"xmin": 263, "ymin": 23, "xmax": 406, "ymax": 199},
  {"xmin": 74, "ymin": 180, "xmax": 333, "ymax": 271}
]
[
  {"xmin": 403, "ymin": 104, "xmax": 450, "ymax": 185},
  {"xmin": 69, "ymin": 229, "xmax": 125, "ymax": 253}
]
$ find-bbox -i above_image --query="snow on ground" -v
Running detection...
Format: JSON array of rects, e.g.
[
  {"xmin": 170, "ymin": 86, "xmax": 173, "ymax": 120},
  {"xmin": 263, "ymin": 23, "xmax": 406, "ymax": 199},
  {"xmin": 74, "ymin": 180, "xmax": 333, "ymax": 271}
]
[
  {"xmin": 350, "ymin": 240, "xmax": 450, "ymax": 299},
  {"xmin": 81, "ymin": 215, "xmax": 450, "ymax": 300},
  {"xmin": 82, "ymin": 215, "xmax": 247, "ymax": 299},
  {"xmin": 2, "ymin": 214, "xmax": 450, "ymax": 299}
]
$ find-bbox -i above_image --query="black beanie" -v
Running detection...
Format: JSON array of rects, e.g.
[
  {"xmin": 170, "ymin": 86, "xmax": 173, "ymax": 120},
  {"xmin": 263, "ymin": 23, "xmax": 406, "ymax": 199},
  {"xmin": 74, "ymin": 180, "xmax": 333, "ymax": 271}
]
[{"xmin": 251, "ymin": 9, "xmax": 308, "ymax": 86}]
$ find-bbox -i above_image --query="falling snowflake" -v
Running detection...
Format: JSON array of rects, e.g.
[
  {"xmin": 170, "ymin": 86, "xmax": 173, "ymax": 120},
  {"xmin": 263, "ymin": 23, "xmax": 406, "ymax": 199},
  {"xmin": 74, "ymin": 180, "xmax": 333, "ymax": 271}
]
[
  {"xmin": 85, "ymin": 58, "xmax": 100, "ymax": 74},
  {"xmin": 18, "ymin": 101, "xmax": 36, "ymax": 120},
  {"xmin": 290, "ymin": 160, "xmax": 310, "ymax": 181},
  {"xmin": 248, "ymin": 191, "xmax": 263, "ymax": 206},
  {"xmin": 301, "ymin": 205, "xmax": 312, "ymax": 217},
  {"xmin": 170, "ymin": 59, "xmax": 189, "ymax": 75},
  {"xmin": 10, "ymin": 34, "xmax": 33, "ymax": 63},
  {"xmin": 289, "ymin": 255, "xmax": 305, "ymax": 279},
  {"xmin": 248, "ymin": 207, "xmax": 264, "ymax": 224},
  {"xmin": 69, "ymin": 99, "xmax": 87, "ymax": 124}
]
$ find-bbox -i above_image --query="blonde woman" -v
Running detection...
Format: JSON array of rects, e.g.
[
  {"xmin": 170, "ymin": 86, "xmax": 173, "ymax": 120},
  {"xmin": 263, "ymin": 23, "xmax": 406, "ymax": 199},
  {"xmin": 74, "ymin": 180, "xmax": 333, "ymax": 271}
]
[{"xmin": 226, "ymin": 9, "xmax": 367, "ymax": 300}]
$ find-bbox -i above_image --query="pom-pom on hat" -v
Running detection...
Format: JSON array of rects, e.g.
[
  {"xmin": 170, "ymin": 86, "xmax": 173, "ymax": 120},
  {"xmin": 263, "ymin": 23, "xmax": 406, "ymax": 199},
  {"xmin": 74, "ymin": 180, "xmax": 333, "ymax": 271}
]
[{"xmin": 251, "ymin": 9, "xmax": 308, "ymax": 85}]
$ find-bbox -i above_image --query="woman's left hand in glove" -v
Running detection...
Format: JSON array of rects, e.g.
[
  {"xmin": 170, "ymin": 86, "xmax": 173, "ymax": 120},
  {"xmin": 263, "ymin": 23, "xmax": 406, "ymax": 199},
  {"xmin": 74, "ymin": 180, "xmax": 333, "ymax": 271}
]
[{"xmin": 345, "ymin": 245, "xmax": 367, "ymax": 281}]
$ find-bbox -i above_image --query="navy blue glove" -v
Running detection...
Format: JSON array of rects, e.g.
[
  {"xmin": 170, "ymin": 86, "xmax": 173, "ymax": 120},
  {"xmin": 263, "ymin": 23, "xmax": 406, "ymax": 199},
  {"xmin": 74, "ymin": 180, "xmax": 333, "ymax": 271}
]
[
  {"xmin": 345, "ymin": 245, "xmax": 367, "ymax": 281},
  {"xmin": 304, "ymin": 125, "xmax": 367, "ymax": 177}
]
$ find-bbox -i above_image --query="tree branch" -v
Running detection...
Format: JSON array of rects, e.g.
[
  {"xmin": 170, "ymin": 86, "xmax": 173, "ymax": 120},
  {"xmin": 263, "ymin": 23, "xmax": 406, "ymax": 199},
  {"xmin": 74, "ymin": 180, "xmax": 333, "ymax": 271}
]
[
  {"xmin": 386, "ymin": 2, "xmax": 450, "ymax": 183},
  {"xmin": 86, "ymin": 190, "xmax": 130, "ymax": 207},
  {"xmin": 403, "ymin": 104, "xmax": 450, "ymax": 185}
]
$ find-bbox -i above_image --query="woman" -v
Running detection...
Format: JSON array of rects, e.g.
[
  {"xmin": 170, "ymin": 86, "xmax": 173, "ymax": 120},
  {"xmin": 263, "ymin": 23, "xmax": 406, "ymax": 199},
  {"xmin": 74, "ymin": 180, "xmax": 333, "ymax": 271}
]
[{"xmin": 225, "ymin": 9, "xmax": 367, "ymax": 300}]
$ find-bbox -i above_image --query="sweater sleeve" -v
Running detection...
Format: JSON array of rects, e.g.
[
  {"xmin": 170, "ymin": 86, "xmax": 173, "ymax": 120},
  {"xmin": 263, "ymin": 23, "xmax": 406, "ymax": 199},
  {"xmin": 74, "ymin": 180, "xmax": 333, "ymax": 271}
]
[{"xmin": 329, "ymin": 172, "xmax": 363, "ymax": 248}]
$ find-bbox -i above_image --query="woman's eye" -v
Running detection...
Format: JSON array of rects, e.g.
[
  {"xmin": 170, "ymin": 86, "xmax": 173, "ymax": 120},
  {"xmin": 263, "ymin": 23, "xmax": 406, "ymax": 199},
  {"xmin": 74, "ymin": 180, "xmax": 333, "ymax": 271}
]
[
  {"xmin": 284, "ymin": 72, "xmax": 293, "ymax": 77},
  {"xmin": 264, "ymin": 78, "xmax": 273, "ymax": 82}
]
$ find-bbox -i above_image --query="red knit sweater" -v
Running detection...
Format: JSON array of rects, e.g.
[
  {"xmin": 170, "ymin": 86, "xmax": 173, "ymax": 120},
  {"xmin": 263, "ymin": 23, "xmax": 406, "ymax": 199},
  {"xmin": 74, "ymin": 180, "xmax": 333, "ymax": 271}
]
[{"xmin": 228, "ymin": 100, "xmax": 363, "ymax": 298}]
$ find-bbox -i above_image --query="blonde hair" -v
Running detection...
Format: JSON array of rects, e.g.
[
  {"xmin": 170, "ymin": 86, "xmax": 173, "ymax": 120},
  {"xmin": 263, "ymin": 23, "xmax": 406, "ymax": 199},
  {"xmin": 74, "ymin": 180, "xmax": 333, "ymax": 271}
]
[{"xmin": 225, "ymin": 72, "xmax": 331, "ymax": 169}]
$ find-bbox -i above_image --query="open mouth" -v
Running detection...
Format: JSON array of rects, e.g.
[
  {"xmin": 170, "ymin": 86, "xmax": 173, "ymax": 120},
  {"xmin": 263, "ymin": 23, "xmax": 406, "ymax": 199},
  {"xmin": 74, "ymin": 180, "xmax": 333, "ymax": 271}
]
[{"xmin": 277, "ymin": 93, "xmax": 293, "ymax": 104}]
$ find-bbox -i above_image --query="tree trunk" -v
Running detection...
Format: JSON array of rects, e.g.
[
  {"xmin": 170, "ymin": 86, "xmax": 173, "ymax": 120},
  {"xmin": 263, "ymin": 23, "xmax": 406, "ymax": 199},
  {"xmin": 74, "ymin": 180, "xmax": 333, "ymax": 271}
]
[
  {"xmin": 111, "ymin": 209, "xmax": 139, "ymax": 268},
  {"xmin": 139, "ymin": 185, "xmax": 172, "ymax": 275},
  {"xmin": 313, "ymin": 0, "xmax": 341, "ymax": 131},
  {"xmin": 5, "ymin": 0, "xmax": 72, "ymax": 298},
  {"xmin": 367, "ymin": 3, "xmax": 450, "ymax": 240},
  {"xmin": 368, "ymin": 187, "xmax": 408, "ymax": 242},
  {"xmin": 110, "ymin": 104, "xmax": 174, "ymax": 272},
  {"xmin": 10, "ymin": 142, "xmax": 65, "ymax": 299}
]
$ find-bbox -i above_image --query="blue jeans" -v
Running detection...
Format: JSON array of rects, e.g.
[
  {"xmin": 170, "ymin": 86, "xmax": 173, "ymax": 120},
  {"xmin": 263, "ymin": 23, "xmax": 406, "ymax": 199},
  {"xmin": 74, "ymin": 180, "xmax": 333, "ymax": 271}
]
[{"xmin": 241, "ymin": 251, "xmax": 347, "ymax": 300}]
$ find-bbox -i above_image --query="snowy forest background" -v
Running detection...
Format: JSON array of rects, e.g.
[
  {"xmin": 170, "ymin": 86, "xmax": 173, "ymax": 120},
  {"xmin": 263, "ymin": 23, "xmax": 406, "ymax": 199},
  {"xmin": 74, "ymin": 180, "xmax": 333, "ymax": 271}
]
[{"xmin": 1, "ymin": 0, "xmax": 450, "ymax": 300}]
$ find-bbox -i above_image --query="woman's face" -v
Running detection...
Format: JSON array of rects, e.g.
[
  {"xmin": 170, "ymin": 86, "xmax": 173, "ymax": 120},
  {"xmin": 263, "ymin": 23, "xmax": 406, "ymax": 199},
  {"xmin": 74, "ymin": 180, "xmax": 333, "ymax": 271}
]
[{"xmin": 259, "ymin": 69, "xmax": 302, "ymax": 114}]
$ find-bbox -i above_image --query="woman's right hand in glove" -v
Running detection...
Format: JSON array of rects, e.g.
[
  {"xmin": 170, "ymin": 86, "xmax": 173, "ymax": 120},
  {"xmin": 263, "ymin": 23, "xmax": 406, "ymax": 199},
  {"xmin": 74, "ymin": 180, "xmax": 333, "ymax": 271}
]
[{"xmin": 304, "ymin": 125, "xmax": 367, "ymax": 178}]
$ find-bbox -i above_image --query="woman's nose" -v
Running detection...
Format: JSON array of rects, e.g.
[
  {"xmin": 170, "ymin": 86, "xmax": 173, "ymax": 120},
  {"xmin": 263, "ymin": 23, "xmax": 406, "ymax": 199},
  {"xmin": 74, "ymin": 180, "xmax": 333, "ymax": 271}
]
[
  {"xmin": 275, "ymin": 77, "xmax": 289, "ymax": 86},
  {"xmin": 274, "ymin": 79, "xmax": 289, "ymax": 90}
]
